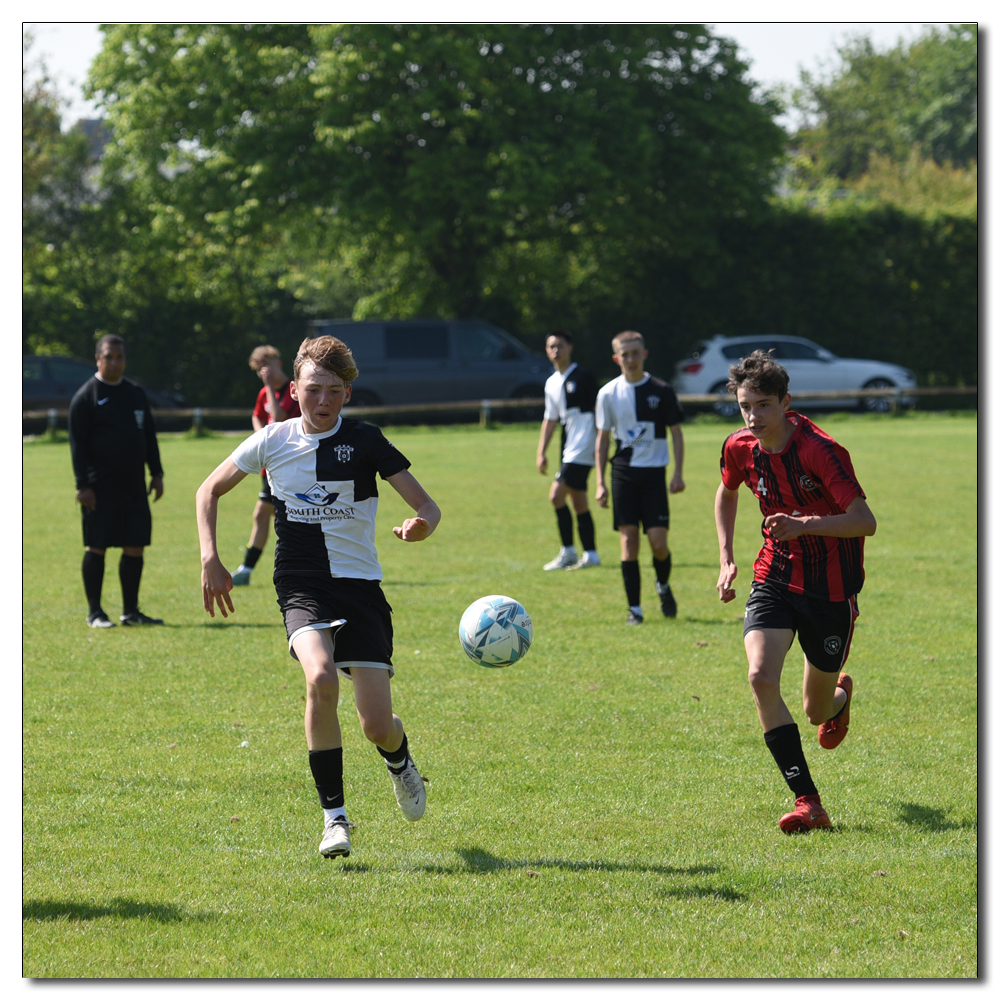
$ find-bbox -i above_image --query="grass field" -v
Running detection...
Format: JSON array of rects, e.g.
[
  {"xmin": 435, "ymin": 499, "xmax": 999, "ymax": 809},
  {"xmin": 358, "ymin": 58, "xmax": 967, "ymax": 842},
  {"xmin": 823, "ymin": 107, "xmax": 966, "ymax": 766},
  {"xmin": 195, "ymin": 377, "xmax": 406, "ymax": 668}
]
[{"xmin": 22, "ymin": 412, "xmax": 977, "ymax": 978}]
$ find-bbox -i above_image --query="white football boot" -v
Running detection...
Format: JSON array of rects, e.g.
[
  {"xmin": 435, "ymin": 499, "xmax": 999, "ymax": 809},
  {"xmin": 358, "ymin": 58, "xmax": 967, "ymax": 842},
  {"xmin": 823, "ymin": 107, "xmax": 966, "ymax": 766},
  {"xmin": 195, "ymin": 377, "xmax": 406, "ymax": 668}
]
[
  {"xmin": 543, "ymin": 546, "xmax": 578, "ymax": 570},
  {"xmin": 319, "ymin": 817, "xmax": 353, "ymax": 858},
  {"xmin": 569, "ymin": 550, "xmax": 601, "ymax": 569},
  {"xmin": 389, "ymin": 755, "xmax": 427, "ymax": 821}
]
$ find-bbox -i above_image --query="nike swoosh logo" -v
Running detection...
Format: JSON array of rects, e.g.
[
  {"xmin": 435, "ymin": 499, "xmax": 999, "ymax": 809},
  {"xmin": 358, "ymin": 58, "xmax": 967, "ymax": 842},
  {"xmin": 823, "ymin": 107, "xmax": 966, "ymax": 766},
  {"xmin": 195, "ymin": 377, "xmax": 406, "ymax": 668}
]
[{"xmin": 97, "ymin": 398, "xmax": 110, "ymax": 405}]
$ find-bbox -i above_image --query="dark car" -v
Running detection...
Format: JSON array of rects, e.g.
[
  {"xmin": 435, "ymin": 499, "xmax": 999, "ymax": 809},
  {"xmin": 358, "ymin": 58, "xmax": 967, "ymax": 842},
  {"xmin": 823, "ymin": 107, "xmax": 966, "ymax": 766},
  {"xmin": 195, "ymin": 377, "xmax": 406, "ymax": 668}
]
[
  {"xmin": 307, "ymin": 319, "xmax": 547, "ymax": 407},
  {"xmin": 22, "ymin": 356, "xmax": 182, "ymax": 410}
]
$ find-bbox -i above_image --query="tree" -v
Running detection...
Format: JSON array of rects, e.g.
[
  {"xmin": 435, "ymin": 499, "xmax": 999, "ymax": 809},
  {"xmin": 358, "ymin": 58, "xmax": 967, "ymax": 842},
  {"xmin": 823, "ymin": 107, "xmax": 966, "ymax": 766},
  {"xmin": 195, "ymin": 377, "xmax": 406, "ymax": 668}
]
[
  {"xmin": 87, "ymin": 24, "xmax": 786, "ymax": 324},
  {"xmin": 791, "ymin": 24, "xmax": 977, "ymax": 179}
]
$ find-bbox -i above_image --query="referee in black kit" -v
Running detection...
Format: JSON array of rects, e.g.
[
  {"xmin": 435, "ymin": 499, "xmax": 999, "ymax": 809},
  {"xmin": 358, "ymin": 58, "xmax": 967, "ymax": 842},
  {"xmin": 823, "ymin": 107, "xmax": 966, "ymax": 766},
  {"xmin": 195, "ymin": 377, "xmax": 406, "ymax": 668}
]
[{"xmin": 68, "ymin": 335, "xmax": 165, "ymax": 628}]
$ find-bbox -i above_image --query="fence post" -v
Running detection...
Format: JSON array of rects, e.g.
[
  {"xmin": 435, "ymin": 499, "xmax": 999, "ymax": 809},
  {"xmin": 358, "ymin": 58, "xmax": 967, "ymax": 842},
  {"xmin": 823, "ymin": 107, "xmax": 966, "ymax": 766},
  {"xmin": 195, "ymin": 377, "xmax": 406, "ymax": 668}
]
[
  {"xmin": 46, "ymin": 408, "xmax": 58, "ymax": 441},
  {"xmin": 192, "ymin": 407, "xmax": 204, "ymax": 436},
  {"xmin": 480, "ymin": 400, "xmax": 492, "ymax": 428}
]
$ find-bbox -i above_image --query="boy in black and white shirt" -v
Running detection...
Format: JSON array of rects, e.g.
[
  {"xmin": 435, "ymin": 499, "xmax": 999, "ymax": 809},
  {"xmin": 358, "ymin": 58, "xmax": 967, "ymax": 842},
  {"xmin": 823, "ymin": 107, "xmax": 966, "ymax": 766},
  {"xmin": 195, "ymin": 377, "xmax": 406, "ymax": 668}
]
[
  {"xmin": 196, "ymin": 336, "xmax": 441, "ymax": 860},
  {"xmin": 595, "ymin": 330, "xmax": 685, "ymax": 624},
  {"xmin": 536, "ymin": 330, "xmax": 600, "ymax": 570}
]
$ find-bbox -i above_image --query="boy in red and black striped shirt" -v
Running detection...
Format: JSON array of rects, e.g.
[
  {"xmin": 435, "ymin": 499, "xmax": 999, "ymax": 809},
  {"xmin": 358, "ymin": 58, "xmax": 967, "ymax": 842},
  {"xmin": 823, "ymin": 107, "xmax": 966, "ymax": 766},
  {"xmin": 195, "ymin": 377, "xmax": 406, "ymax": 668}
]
[{"xmin": 715, "ymin": 350, "xmax": 877, "ymax": 834}]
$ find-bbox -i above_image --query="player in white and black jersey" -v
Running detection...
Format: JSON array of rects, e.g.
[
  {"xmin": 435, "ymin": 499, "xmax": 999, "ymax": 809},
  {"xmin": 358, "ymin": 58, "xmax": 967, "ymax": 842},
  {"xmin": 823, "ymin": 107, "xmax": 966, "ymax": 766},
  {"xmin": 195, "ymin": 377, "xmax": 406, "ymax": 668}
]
[
  {"xmin": 196, "ymin": 336, "xmax": 441, "ymax": 860},
  {"xmin": 595, "ymin": 330, "xmax": 685, "ymax": 625},
  {"xmin": 536, "ymin": 330, "xmax": 601, "ymax": 570}
]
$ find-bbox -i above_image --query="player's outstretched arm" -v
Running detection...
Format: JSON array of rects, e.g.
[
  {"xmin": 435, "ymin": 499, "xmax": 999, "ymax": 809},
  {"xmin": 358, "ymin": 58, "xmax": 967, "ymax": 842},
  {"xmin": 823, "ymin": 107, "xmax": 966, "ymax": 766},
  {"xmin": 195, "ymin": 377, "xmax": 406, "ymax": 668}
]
[
  {"xmin": 764, "ymin": 495, "xmax": 877, "ymax": 542},
  {"xmin": 387, "ymin": 470, "xmax": 441, "ymax": 542},
  {"xmin": 715, "ymin": 482, "xmax": 740, "ymax": 602},
  {"xmin": 196, "ymin": 458, "xmax": 249, "ymax": 617}
]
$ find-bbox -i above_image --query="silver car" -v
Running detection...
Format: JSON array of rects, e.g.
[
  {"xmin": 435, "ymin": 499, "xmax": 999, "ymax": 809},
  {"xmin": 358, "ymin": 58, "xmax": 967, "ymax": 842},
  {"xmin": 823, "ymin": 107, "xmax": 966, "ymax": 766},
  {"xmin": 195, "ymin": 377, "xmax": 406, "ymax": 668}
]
[{"xmin": 673, "ymin": 334, "xmax": 917, "ymax": 416}]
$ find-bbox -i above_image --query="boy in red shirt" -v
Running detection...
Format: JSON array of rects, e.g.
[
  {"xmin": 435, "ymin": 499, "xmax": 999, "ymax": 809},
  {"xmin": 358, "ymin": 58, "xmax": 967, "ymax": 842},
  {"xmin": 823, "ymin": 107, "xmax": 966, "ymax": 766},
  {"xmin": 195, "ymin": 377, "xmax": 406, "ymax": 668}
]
[
  {"xmin": 715, "ymin": 350, "xmax": 877, "ymax": 833},
  {"xmin": 232, "ymin": 346, "xmax": 301, "ymax": 585}
]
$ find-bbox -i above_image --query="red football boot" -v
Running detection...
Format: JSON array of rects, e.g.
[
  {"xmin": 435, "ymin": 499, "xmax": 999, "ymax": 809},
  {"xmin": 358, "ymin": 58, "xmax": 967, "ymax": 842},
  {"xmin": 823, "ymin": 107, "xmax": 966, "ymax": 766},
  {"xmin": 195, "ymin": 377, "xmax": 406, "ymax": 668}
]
[
  {"xmin": 779, "ymin": 795, "xmax": 831, "ymax": 834},
  {"xmin": 818, "ymin": 673, "xmax": 853, "ymax": 750}
]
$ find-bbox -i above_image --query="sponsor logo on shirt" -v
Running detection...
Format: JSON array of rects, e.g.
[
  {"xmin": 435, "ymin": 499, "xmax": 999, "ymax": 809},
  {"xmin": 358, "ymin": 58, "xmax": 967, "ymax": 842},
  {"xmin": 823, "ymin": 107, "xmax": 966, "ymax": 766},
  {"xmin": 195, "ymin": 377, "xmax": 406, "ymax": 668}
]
[
  {"xmin": 294, "ymin": 483, "xmax": 341, "ymax": 506},
  {"xmin": 134, "ymin": 409, "xmax": 145, "ymax": 428}
]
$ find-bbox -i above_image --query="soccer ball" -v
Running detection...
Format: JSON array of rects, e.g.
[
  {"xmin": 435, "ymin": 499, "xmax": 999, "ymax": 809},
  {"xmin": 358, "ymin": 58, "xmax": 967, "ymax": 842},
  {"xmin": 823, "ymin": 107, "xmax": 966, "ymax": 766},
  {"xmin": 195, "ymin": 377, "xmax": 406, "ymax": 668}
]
[{"xmin": 458, "ymin": 595, "xmax": 533, "ymax": 668}]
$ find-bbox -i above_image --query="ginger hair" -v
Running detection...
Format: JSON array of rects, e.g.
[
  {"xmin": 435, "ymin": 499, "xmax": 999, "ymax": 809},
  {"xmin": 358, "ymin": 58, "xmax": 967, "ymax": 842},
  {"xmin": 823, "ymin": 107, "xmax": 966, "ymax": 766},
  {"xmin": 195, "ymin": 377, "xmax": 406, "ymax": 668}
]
[{"xmin": 293, "ymin": 336, "xmax": 359, "ymax": 384}]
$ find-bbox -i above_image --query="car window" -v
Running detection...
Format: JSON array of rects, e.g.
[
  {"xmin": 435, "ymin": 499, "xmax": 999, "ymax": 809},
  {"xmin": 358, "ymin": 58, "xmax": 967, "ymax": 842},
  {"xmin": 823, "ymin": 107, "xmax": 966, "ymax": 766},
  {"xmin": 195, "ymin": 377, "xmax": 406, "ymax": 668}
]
[
  {"xmin": 48, "ymin": 359, "xmax": 94, "ymax": 386},
  {"xmin": 774, "ymin": 341, "xmax": 820, "ymax": 360},
  {"xmin": 454, "ymin": 323, "xmax": 519, "ymax": 361},
  {"xmin": 23, "ymin": 358, "xmax": 45, "ymax": 384},
  {"xmin": 721, "ymin": 341, "xmax": 777, "ymax": 360},
  {"xmin": 385, "ymin": 324, "xmax": 449, "ymax": 360}
]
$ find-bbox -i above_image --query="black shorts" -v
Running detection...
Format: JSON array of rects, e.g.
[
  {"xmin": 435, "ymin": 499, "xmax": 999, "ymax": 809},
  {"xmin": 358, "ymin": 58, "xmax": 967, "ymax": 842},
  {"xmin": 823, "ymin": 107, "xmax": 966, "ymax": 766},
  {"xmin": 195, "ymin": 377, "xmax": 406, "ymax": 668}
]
[
  {"xmin": 554, "ymin": 462, "xmax": 591, "ymax": 492},
  {"xmin": 81, "ymin": 490, "xmax": 152, "ymax": 549},
  {"xmin": 743, "ymin": 579, "xmax": 859, "ymax": 673},
  {"xmin": 610, "ymin": 465, "xmax": 670, "ymax": 532},
  {"xmin": 258, "ymin": 472, "xmax": 274, "ymax": 504},
  {"xmin": 274, "ymin": 575, "xmax": 395, "ymax": 678}
]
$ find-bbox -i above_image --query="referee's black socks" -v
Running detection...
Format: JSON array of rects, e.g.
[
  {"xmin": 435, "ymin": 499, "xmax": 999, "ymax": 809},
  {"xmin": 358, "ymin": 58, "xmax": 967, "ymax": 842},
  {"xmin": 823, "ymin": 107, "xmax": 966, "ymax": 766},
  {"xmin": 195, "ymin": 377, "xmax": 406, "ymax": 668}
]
[
  {"xmin": 621, "ymin": 560, "xmax": 641, "ymax": 607},
  {"xmin": 82, "ymin": 551, "xmax": 105, "ymax": 615},
  {"xmin": 119, "ymin": 554, "xmax": 143, "ymax": 615},
  {"xmin": 763, "ymin": 723, "xmax": 819, "ymax": 798}
]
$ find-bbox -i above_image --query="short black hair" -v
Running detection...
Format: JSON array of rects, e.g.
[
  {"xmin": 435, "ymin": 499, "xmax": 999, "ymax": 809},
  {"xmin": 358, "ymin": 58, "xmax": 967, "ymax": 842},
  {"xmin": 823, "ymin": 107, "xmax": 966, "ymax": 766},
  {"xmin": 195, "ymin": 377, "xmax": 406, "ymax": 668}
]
[
  {"xmin": 96, "ymin": 334, "xmax": 125, "ymax": 354},
  {"xmin": 547, "ymin": 329, "xmax": 573, "ymax": 345}
]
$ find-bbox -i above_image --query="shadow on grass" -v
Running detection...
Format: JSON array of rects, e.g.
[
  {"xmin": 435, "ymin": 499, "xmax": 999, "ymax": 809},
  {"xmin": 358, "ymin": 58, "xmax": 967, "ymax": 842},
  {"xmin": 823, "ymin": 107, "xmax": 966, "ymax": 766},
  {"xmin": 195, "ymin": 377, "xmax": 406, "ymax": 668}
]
[
  {"xmin": 202, "ymin": 622, "xmax": 283, "ymax": 630},
  {"xmin": 418, "ymin": 847, "xmax": 720, "ymax": 878},
  {"xmin": 898, "ymin": 802, "xmax": 977, "ymax": 832},
  {"xmin": 23, "ymin": 897, "xmax": 214, "ymax": 923},
  {"xmin": 659, "ymin": 885, "xmax": 746, "ymax": 902}
]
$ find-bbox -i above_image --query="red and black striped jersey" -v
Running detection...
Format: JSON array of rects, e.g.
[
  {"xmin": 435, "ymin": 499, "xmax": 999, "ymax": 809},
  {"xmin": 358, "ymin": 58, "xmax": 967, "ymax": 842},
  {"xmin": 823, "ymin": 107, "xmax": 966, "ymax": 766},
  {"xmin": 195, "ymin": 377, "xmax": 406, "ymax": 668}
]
[{"xmin": 720, "ymin": 412, "xmax": 866, "ymax": 601}]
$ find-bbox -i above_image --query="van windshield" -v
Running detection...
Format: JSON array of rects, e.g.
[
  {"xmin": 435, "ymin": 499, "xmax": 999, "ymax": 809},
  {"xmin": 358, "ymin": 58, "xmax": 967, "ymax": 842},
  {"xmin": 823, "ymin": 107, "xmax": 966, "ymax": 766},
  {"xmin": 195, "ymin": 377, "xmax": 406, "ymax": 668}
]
[
  {"xmin": 454, "ymin": 323, "xmax": 519, "ymax": 361},
  {"xmin": 385, "ymin": 324, "xmax": 449, "ymax": 359}
]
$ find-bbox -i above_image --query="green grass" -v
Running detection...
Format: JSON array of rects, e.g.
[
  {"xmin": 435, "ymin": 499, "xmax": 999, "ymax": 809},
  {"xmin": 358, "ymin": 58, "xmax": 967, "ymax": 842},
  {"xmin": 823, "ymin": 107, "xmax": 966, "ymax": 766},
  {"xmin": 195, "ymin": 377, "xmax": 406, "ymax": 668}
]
[{"xmin": 22, "ymin": 412, "xmax": 977, "ymax": 978}]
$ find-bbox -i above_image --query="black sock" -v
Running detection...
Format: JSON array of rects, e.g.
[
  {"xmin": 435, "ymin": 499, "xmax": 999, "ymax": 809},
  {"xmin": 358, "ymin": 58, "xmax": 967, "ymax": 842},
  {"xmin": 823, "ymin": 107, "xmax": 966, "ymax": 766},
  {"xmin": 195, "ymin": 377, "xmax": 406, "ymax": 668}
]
[
  {"xmin": 621, "ymin": 560, "xmax": 641, "ymax": 606},
  {"xmin": 378, "ymin": 733, "xmax": 409, "ymax": 771},
  {"xmin": 119, "ymin": 554, "xmax": 143, "ymax": 615},
  {"xmin": 82, "ymin": 552, "xmax": 105, "ymax": 615},
  {"xmin": 243, "ymin": 545, "xmax": 263, "ymax": 569},
  {"xmin": 653, "ymin": 552, "xmax": 672, "ymax": 586},
  {"xmin": 555, "ymin": 506, "xmax": 574, "ymax": 547},
  {"xmin": 576, "ymin": 511, "xmax": 596, "ymax": 552},
  {"xmin": 308, "ymin": 747, "xmax": 345, "ymax": 810},
  {"xmin": 763, "ymin": 723, "xmax": 819, "ymax": 798}
]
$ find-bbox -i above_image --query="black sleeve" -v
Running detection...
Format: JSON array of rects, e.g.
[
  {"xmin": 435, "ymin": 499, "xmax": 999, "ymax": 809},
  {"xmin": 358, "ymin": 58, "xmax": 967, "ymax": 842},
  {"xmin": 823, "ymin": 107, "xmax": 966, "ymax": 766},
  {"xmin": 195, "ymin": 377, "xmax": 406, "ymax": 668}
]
[
  {"xmin": 372, "ymin": 427, "xmax": 411, "ymax": 480},
  {"xmin": 140, "ymin": 390, "xmax": 164, "ymax": 478},
  {"xmin": 67, "ymin": 384, "xmax": 93, "ymax": 490},
  {"xmin": 576, "ymin": 369, "xmax": 599, "ymax": 413}
]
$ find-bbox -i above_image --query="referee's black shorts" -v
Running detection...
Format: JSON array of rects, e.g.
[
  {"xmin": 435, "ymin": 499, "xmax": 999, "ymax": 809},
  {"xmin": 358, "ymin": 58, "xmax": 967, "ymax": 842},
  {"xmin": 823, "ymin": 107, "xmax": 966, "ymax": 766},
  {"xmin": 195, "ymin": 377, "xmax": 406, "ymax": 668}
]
[
  {"xmin": 610, "ymin": 464, "xmax": 670, "ymax": 532},
  {"xmin": 81, "ymin": 490, "xmax": 152, "ymax": 549},
  {"xmin": 743, "ymin": 578, "xmax": 859, "ymax": 673},
  {"xmin": 275, "ymin": 575, "xmax": 395, "ymax": 678}
]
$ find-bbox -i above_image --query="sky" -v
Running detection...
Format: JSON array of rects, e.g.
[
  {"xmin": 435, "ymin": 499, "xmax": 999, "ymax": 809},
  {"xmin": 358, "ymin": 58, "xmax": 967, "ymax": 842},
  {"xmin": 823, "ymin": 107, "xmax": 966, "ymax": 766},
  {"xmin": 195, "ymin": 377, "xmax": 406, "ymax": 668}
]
[{"xmin": 23, "ymin": 20, "xmax": 952, "ymax": 130}]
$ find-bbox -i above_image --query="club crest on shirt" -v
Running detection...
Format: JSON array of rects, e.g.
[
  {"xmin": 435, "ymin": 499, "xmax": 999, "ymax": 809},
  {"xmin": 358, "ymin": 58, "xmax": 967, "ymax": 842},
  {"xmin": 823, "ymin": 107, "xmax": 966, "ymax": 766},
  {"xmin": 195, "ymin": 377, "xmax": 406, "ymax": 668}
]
[
  {"xmin": 134, "ymin": 409, "xmax": 145, "ymax": 429},
  {"xmin": 333, "ymin": 444, "xmax": 354, "ymax": 463},
  {"xmin": 799, "ymin": 474, "xmax": 819, "ymax": 491},
  {"xmin": 646, "ymin": 395, "xmax": 660, "ymax": 409},
  {"xmin": 565, "ymin": 380, "xmax": 576, "ymax": 395},
  {"xmin": 294, "ymin": 483, "xmax": 341, "ymax": 506}
]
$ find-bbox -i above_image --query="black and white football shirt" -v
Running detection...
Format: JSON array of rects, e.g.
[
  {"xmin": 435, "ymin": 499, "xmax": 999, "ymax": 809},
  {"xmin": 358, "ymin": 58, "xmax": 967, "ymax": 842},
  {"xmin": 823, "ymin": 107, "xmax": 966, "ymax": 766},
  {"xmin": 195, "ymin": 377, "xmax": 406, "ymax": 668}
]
[
  {"xmin": 543, "ymin": 362, "xmax": 598, "ymax": 466},
  {"xmin": 230, "ymin": 415, "xmax": 410, "ymax": 580},
  {"xmin": 595, "ymin": 373, "xmax": 684, "ymax": 468}
]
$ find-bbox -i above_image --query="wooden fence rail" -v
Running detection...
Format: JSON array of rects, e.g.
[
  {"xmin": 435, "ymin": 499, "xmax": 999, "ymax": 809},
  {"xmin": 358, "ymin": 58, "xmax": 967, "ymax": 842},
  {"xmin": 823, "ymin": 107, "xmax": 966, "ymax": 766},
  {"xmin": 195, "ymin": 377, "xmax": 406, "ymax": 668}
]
[{"xmin": 24, "ymin": 385, "xmax": 977, "ymax": 434}]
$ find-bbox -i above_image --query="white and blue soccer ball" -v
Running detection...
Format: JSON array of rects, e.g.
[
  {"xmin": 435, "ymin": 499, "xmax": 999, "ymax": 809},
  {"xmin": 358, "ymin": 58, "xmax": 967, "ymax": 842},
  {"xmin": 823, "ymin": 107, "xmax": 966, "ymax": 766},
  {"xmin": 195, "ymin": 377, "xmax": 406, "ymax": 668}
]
[{"xmin": 458, "ymin": 595, "xmax": 533, "ymax": 668}]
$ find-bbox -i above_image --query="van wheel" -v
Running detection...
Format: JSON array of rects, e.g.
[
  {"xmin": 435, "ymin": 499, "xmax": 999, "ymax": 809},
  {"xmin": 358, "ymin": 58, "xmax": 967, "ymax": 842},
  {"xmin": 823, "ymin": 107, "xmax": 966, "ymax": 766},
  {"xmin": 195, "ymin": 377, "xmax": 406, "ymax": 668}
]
[
  {"xmin": 710, "ymin": 382, "xmax": 739, "ymax": 418},
  {"xmin": 348, "ymin": 389, "xmax": 381, "ymax": 408}
]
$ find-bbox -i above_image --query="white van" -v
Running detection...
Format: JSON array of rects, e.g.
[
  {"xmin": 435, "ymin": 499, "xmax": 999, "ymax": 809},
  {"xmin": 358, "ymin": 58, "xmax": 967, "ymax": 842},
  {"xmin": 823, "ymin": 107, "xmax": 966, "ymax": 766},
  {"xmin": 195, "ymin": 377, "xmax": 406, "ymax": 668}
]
[{"xmin": 308, "ymin": 319, "xmax": 548, "ymax": 407}]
